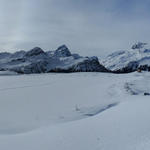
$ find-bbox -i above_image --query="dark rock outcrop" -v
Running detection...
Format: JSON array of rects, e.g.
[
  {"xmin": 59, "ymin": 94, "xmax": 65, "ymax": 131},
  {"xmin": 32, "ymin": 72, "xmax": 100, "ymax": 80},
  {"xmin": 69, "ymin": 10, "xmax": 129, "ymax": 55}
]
[
  {"xmin": 25, "ymin": 47, "xmax": 46, "ymax": 57},
  {"xmin": 54, "ymin": 45, "xmax": 72, "ymax": 57}
]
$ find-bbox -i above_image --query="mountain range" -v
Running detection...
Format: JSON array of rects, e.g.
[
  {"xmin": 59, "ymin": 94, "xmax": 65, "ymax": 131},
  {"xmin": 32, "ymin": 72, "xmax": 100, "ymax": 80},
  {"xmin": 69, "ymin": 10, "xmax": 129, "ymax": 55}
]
[
  {"xmin": 102, "ymin": 44, "xmax": 150, "ymax": 73},
  {"xmin": 0, "ymin": 43, "xmax": 150, "ymax": 74},
  {"xmin": 0, "ymin": 45, "xmax": 108, "ymax": 74}
]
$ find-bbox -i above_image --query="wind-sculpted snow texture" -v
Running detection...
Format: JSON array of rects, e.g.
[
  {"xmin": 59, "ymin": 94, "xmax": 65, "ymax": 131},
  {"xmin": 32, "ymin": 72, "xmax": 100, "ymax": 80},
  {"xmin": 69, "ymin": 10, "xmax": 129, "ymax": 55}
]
[
  {"xmin": 102, "ymin": 47, "xmax": 150, "ymax": 73},
  {"xmin": 0, "ymin": 72, "xmax": 150, "ymax": 150},
  {"xmin": 0, "ymin": 45, "xmax": 108, "ymax": 74}
]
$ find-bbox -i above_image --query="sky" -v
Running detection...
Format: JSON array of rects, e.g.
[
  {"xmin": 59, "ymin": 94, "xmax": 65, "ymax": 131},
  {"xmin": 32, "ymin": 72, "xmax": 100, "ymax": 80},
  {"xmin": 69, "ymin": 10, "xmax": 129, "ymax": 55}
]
[{"xmin": 0, "ymin": 0, "xmax": 150, "ymax": 56}]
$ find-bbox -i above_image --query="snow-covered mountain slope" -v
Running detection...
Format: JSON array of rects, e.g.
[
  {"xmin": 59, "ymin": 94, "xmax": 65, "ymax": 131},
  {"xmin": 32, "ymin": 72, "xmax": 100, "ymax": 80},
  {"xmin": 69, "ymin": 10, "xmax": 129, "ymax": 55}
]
[
  {"xmin": 102, "ymin": 48, "xmax": 150, "ymax": 73},
  {"xmin": 0, "ymin": 72, "xmax": 150, "ymax": 150},
  {"xmin": 0, "ymin": 45, "xmax": 108, "ymax": 74}
]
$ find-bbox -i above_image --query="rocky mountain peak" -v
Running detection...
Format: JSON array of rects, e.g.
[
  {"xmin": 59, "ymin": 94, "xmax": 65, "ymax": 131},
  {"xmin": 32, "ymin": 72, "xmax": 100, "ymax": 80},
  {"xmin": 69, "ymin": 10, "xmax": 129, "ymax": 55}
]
[
  {"xmin": 25, "ymin": 47, "xmax": 45, "ymax": 57},
  {"xmin": 54, "ymin": 45, "xmax": 71, "ymax": 57}
]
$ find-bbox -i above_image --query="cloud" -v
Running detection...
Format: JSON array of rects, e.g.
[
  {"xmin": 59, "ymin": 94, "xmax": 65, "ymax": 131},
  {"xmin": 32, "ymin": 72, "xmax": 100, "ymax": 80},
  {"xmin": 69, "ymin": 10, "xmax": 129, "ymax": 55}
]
[{"xmin": 0, "ymin": 0, "xmax": 150, "ymax": 57}]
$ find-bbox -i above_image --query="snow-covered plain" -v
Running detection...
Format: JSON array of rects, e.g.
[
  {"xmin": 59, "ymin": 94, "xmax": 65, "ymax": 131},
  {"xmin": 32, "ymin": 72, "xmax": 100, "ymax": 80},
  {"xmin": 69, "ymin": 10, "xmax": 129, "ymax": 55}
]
[{"xmin": 0, "ymin": 71, "xmax": 150, "ymax": 150}]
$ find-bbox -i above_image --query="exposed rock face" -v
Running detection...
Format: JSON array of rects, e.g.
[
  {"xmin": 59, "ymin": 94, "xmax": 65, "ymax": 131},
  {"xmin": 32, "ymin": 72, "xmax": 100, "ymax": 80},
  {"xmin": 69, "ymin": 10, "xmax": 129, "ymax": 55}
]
[
  {"xmin": 12, "ymin": 61, "xmax": 49, "ymax": 74},
  {"xmin": 72, "ymin": 57, "xmax": 108, "ymax": 72},
  {"xmin": 113, "ymin": 61, "xmax": 139, "ymax": 73},
  {"xmin": 48, "ymin": 56, "xmax": 108, "ymax": 73},
  {"xmin": 54, "ymin": 45, "xmax": 72, "ymax": 57},
  {"xmin": 25, "ymin": 47, "xmax": 46, "ymax": 57},
  {"xmin": 131, "ymin": 42, "xmax": 147, "ymax": 50},
  {"xmin": 0, "ymin": 45, "xmax": 109, "ymax": 74}
]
